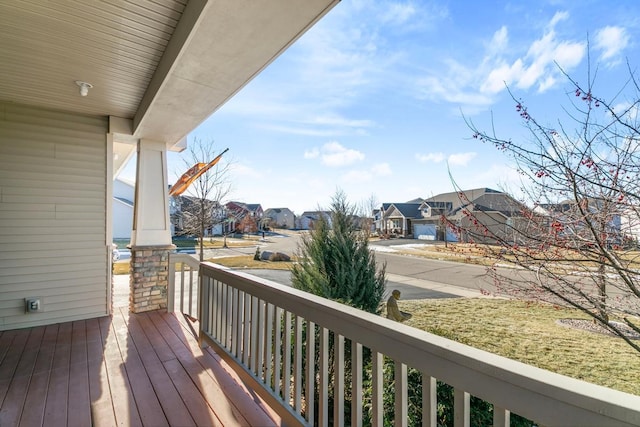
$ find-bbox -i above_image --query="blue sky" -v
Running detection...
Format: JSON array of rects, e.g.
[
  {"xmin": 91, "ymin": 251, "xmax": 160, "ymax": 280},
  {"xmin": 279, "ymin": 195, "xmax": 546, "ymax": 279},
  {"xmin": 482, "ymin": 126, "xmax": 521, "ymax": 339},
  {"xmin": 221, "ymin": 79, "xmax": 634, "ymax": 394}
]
[{"xmin": 122, "ymin": 0, "xmax": 639, "ymax": 215}]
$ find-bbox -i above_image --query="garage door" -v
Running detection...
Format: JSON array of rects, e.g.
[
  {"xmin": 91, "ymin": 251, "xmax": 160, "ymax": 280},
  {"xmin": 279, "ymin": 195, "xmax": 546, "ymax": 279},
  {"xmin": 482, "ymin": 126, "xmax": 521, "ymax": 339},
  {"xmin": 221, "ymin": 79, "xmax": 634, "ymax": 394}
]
[{"xmin": 414, "ymin": 224, "xmax": 436, "ymax": 240}]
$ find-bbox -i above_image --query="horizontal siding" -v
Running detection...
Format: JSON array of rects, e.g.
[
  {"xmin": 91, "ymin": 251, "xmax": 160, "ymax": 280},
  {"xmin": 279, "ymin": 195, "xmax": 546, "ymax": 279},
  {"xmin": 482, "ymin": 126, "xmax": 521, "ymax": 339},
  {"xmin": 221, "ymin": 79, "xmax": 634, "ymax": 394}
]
[{"xmin": 0, "ymin": 102, "xmax": 109, "ymax": 330}]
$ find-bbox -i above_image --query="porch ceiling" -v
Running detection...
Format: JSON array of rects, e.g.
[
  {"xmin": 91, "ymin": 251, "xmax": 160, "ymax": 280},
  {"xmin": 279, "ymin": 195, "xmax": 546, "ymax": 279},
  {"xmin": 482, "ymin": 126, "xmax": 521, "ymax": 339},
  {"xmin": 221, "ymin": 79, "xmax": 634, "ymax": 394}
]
[{"xmin": 0, "ymin": 0, "xmax": 338, "ymax": 161}]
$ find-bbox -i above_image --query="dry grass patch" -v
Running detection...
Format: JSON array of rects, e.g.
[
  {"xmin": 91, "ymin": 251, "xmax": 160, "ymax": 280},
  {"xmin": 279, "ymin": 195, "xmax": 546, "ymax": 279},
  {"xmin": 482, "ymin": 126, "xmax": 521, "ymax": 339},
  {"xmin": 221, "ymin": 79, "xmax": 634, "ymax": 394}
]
[
  {"xmin": 403, "ymin": 298, "xmax": 640, "ymax": 395},
  {"xmin": 113, "ymin": 261, "xmax": 129, "ymax": 275},
  {"xmin": 395, "ymin": 243, "xmax": 640, "ymax": 270},
  {"xmin": 199, "ymin": 239, "xmax": 257, "ymax": 248},
  {"xmin": 207, "ymin": 255, "xmax": 294, "ymax": 270},
  {"xmin": 391, "ymin": 243, "xmax": 495, "ymax": 266}
]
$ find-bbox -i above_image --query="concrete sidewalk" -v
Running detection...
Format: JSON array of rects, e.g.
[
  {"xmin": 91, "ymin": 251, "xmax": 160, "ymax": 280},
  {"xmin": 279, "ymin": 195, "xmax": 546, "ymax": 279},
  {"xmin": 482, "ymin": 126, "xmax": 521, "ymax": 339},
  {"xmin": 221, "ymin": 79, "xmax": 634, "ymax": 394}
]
[{"xmin": 386, "ymin": 273, "xmax": 490, "ymax": 299}]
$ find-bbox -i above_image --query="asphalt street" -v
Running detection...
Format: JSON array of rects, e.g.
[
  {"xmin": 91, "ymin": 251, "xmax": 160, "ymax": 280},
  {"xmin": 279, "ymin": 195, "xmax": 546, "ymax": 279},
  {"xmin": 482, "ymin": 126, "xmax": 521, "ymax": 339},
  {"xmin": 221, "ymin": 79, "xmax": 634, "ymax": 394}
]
[{"xmin": 216, "ymin": 231, "xmax": 494, "ymax": 300}]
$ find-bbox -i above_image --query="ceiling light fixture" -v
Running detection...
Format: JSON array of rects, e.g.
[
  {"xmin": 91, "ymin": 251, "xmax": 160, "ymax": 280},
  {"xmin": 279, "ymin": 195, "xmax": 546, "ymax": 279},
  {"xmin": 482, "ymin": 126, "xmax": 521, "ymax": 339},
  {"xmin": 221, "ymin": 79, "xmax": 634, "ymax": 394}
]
[{"xmin": 75, "ymin": 80, "xmax": 93, "ymax": 97}]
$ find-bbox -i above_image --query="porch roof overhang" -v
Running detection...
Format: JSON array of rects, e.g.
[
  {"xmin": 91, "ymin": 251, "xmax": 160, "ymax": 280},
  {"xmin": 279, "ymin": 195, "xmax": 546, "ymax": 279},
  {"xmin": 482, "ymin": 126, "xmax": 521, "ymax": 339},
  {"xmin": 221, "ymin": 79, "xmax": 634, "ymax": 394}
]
[{"xmin": 0, "ymin": 0, "xmax": 339, "ymax": 174}]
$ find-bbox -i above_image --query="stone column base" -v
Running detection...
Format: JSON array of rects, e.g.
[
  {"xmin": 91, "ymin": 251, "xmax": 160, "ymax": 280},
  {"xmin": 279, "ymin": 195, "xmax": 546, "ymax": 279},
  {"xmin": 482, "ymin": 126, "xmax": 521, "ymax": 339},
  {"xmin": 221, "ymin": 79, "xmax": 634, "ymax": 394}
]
[{"xmin": 129, "ymin": 245, "xmax": 174, "ymax": 313}]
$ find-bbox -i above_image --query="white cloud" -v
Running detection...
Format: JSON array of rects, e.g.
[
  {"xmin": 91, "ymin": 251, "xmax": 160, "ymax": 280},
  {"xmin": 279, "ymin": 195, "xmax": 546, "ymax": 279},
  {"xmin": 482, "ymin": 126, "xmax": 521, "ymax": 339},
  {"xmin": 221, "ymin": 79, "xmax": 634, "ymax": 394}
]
[
  {"xmin": 549, "ymin": 10, "xmax": 569, "ymax": 27},
  {"xmin": 448, "ymin": 152, "xmax": 477, "ymax": 166},
  {"xmin": 320, "ymin": 142, "xmax": 366, "ymax": 167},
  {"xmin": 381, "ymin": 3, "xmax": 417, "ymax": 26},
  {"xmin": 417, "ymin": 66, "xmax": 494, "ymax": 108},
  {"xmin": 415, "ymin": 152, "xmax": 445, "ymax": 163},
  {"xmin": 481, "ymin": 13, "xmax": 585, "ymax": 95},
  {"xmin": 372, "ymin": 162, "xmax": 392, "ymax": 176},
  {"xmin": 419, "ymin": 10, "xmax": 586, "ymax": 112},
  {"xmin": 487, "ymin": 26, "xmax": 509, "ymax": 55},
  {"xmin": 594, "ymin": 26, "xmax": 629, "ymax": 62},
  {"xmin": 304, "ymin": 148, "xmax": 320, "ymax": 159},
  {"xmin": 310, "ymin": 115, "xmax": 375, "ymax": 128}
]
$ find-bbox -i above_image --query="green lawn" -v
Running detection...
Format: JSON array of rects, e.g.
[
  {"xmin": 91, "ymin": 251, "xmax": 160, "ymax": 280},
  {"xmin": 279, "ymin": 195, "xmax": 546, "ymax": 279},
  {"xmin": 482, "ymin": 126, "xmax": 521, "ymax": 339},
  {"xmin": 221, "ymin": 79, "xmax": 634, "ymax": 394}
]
[{"xmin": 402, "ymin": 298, "xmax": 640, "ymax": 395}]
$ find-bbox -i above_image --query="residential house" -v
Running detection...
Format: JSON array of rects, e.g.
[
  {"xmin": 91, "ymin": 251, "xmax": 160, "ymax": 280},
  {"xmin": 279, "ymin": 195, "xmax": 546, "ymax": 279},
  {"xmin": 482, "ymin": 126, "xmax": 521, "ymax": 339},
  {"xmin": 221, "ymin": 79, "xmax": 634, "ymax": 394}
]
[
  {"xmin": 296, "ymin": 210, "xmax": 332, "ymax": 230},
  {"xmin": 170, "ymin": 195, "xmax": 226, "ymax": 236},
  {"xmin": 536, "ymin": 198, "xmax": 626, "ymax": 247},
  {"xmin": 376, "ymin": 188, "xmax": 525, "ymax": 242},
  {"xmin": 415, "ymin": 188, "xmax": 526, "ymax": 243},
  {"xmin": 378, "ymin": 202, "xmax": 422, "ymax": 237},
  {"xmin": 112, "ymin": 177, "xmax": 134, "ymax": 239},
  {"xmin": 225, "ymin": 201, "xmax": 264, "ymax": 234},
  {"xmin": 263, "ymin": 207, "xmax": 295, "ymax": 229}
]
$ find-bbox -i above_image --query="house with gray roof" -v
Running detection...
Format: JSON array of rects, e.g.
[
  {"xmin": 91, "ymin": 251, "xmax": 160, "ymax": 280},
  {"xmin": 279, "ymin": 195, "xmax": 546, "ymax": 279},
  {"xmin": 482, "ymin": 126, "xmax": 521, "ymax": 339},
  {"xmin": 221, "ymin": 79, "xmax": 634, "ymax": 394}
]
[
  {"xmin": 378, "ymin": 202, "xmax": 422, "ymax": 237},
  {"xmin": 377, "ymin": 188, "xmax": 526, "ymax": 242},
  {"xmin": 414, "ymin": 188, "xmax": 526, "ymax": 243},
  {"xmin": 263, "ymin": 207, "xmax": 295, "ymax": 229}
]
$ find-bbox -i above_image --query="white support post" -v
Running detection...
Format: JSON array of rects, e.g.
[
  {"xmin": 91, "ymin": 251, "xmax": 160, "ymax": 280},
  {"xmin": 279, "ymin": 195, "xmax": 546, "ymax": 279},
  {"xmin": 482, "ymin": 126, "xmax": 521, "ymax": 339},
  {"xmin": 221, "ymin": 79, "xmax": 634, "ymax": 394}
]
[
  {"xmin": 131, "ymin": 139, "xmax": 172, "ymax": 247},
  {"xmin": 129, "ymin": 139, "xmax": 174, "ymax": 312}
]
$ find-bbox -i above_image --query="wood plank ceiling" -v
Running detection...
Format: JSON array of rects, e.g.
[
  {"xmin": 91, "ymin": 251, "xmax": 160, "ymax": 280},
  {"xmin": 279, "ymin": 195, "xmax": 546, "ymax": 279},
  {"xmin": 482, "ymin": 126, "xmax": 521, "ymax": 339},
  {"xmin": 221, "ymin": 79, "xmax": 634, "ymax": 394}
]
[
  {"xmin": 0, "ymin": 0, "xmax": 339, "ymax": 154},
  {"xmin": 0, "ymin": 0, "xmax": 186, "ymax": 119}
]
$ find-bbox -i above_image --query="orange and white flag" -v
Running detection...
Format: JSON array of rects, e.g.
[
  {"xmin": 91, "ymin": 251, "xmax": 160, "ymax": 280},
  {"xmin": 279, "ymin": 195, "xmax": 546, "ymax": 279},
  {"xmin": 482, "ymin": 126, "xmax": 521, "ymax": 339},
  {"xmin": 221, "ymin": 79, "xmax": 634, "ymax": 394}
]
[{"xmin": 169, "ymin": 148, "xmax": 229, "ymax": 196}]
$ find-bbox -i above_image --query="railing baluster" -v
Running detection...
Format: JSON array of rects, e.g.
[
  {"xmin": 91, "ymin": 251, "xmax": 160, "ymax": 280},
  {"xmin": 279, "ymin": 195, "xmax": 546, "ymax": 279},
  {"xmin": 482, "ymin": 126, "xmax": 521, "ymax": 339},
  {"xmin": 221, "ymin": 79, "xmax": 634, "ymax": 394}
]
[
  {"xmin": 422, "ymin": 375, "xmax": 437, "ymax": 427},
  {"xmin": 352, "ymin": 341, "xmax": 363, "ymax": 427},
  {"xmin": 220, "ymin": 282, "xmax": 227, "ymax": 348},
  {"xmin": 188, "ymin": 265, "xmax": 194, "ymax": 316},
  {"xmin": 274, "ymin": 307, "xmax": 283, "ymax": 398},
  {"xmin": 372, "ymin": 351, "xmax": 383, "ymax": 427},
  {"xmin": 305, "ymin": 321, "xmax": 315, "ymax": 424},
  {"xmin": 180, "ymin": 265, "xmax": 185, "ymax": 313},
  {"xmin": 283, "ymin": 311, "xmax": 292, "ymax": 405},
  {"xmin": 206, "ymin": 278, "xmax": 214, "ymax": 340},
  {"xmin": 454, "ymin": 388, "xmax": 470, "ymax": 427},
  {"xmin": 225, "ymin": 283, "xmax": 232, "ymax": 349},
  {"xmin": 250, "ymin": 296, "xmax": 259, "ymax": 374},
  {"xmin": 217, "ymin": 280, "xmax": 224, "ymax": 341},
  {"xmin": 319, "ymin": 327, "xmax": 329, "ymax": 427},
  {"xmin": 257, "ymin": 299, "xmax": 266, "ymax": 382},
  {"xmin": 243, "ymin": 291, "xmax": 252, "ymax": 366},
  {"xmin": 212, "ymin": 280, "xmax": 219, "ymax": 340},
  {"xmin": 231, "ymin": 287, "xmax": 238, "ymax": 356},
  {"xmin": 493, "ymin": 405, "xmax": 510, "ymax": 427},
  {"xmin": 265, "ymin": 303, "xmax": 274, "ymax": 389},
  {"xmin": 198, "ymin": 275, "xmax": 209, "ymax": 347},
  {"xmin": 294, "ymin": 315, "xmax": 303, "ymax": 412},
  {"xmin": 394, "ymin": 362, "xmax": 407, "ymax": 427},
  {"xmin": 334, "ymin": 333, "xmax": 345, "ymax": 426},
  {"xmin": 236, "ymin": 290, "xmax": 244, "ymax": 359}
]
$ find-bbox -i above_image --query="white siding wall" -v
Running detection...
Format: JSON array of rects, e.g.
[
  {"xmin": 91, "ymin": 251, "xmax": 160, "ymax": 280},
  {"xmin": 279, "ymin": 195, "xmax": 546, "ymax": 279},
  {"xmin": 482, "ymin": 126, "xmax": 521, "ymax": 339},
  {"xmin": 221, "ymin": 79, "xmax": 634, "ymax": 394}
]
[
  {"xmin": 0, "ymin": 102, "xmax": 109, "ymax": 330},
  {"xmin": 112, "ymin": 199, "xmax": 133, "ymax": 239},
  {"xmin": 113, "ymin": 179, "xmax": 134, "ymax": 239}
]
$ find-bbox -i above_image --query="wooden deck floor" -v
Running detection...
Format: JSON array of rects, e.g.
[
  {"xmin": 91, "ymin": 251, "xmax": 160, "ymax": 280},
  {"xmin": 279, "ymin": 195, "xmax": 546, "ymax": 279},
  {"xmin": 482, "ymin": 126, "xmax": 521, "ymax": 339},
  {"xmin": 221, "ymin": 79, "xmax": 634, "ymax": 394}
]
[{"xmin": 0, "ymin": 307, "xmax": 280, "ymax": 426}]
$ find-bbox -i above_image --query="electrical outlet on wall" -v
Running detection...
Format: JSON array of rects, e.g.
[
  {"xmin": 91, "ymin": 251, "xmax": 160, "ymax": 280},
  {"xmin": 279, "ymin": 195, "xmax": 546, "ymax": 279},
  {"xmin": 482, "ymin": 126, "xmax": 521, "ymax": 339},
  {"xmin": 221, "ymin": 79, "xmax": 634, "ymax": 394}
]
[{"xmin": 25, "ymin": 298, "xmax": 43, "ymax": 313}]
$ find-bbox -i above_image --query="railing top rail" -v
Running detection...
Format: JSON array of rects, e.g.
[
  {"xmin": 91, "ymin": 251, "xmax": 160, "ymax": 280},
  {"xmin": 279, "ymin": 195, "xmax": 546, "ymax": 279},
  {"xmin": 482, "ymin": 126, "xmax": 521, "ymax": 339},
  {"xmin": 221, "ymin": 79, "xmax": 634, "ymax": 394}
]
[
  {"xmin": 169, "ymin": 252, "xmax": 200, "ymax": 269},
  {"xmin": 200, "ymin": 261, "xmax": 640, "ymax": 426}
]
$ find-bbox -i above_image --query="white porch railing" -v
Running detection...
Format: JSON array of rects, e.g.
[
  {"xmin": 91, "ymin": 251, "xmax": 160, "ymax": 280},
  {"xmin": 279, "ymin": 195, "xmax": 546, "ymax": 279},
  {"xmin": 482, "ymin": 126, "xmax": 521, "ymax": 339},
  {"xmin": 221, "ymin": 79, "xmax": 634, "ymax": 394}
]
[
  {"xmin": 167, "ymin": 253, "xmax": 200, "ymax": 318},
  {"xmin": 196, "ymin": 262, "xmax": 640, "ymax": 427}
]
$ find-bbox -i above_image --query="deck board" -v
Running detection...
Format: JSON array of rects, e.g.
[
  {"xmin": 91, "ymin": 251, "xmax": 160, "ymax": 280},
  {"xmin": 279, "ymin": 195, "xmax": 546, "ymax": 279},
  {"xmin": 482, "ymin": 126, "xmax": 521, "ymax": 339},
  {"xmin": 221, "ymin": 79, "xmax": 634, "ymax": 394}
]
[
  {"xmin": 1, "ymin": 327, "xmax": 45, "ymax": 426},
  {"xmin": 0, "ymin": 307, "xmax": 279, "ymax": 426},
  {"xmin": 43, "ymin": 322, "xmax": 72, "ymax": 427},
  {"xmin": 125, "ymin": 309, "xmax": 196, "ymax": 426},
  {"xmin": 68, "ymin": 321, "xmax": 92, "ymax": 427}
]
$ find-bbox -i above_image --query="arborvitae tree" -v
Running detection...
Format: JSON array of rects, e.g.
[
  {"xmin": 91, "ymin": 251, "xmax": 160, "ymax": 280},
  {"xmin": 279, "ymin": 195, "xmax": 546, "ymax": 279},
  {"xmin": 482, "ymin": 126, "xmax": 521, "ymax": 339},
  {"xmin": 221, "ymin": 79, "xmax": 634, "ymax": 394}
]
[
  {"xmin": 291, "ymin": 189, "xmax": 386, "ymax": 313},
  {"xmin": 290, "ymin": 190, "xmax": 386, "ymax": 425}
]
